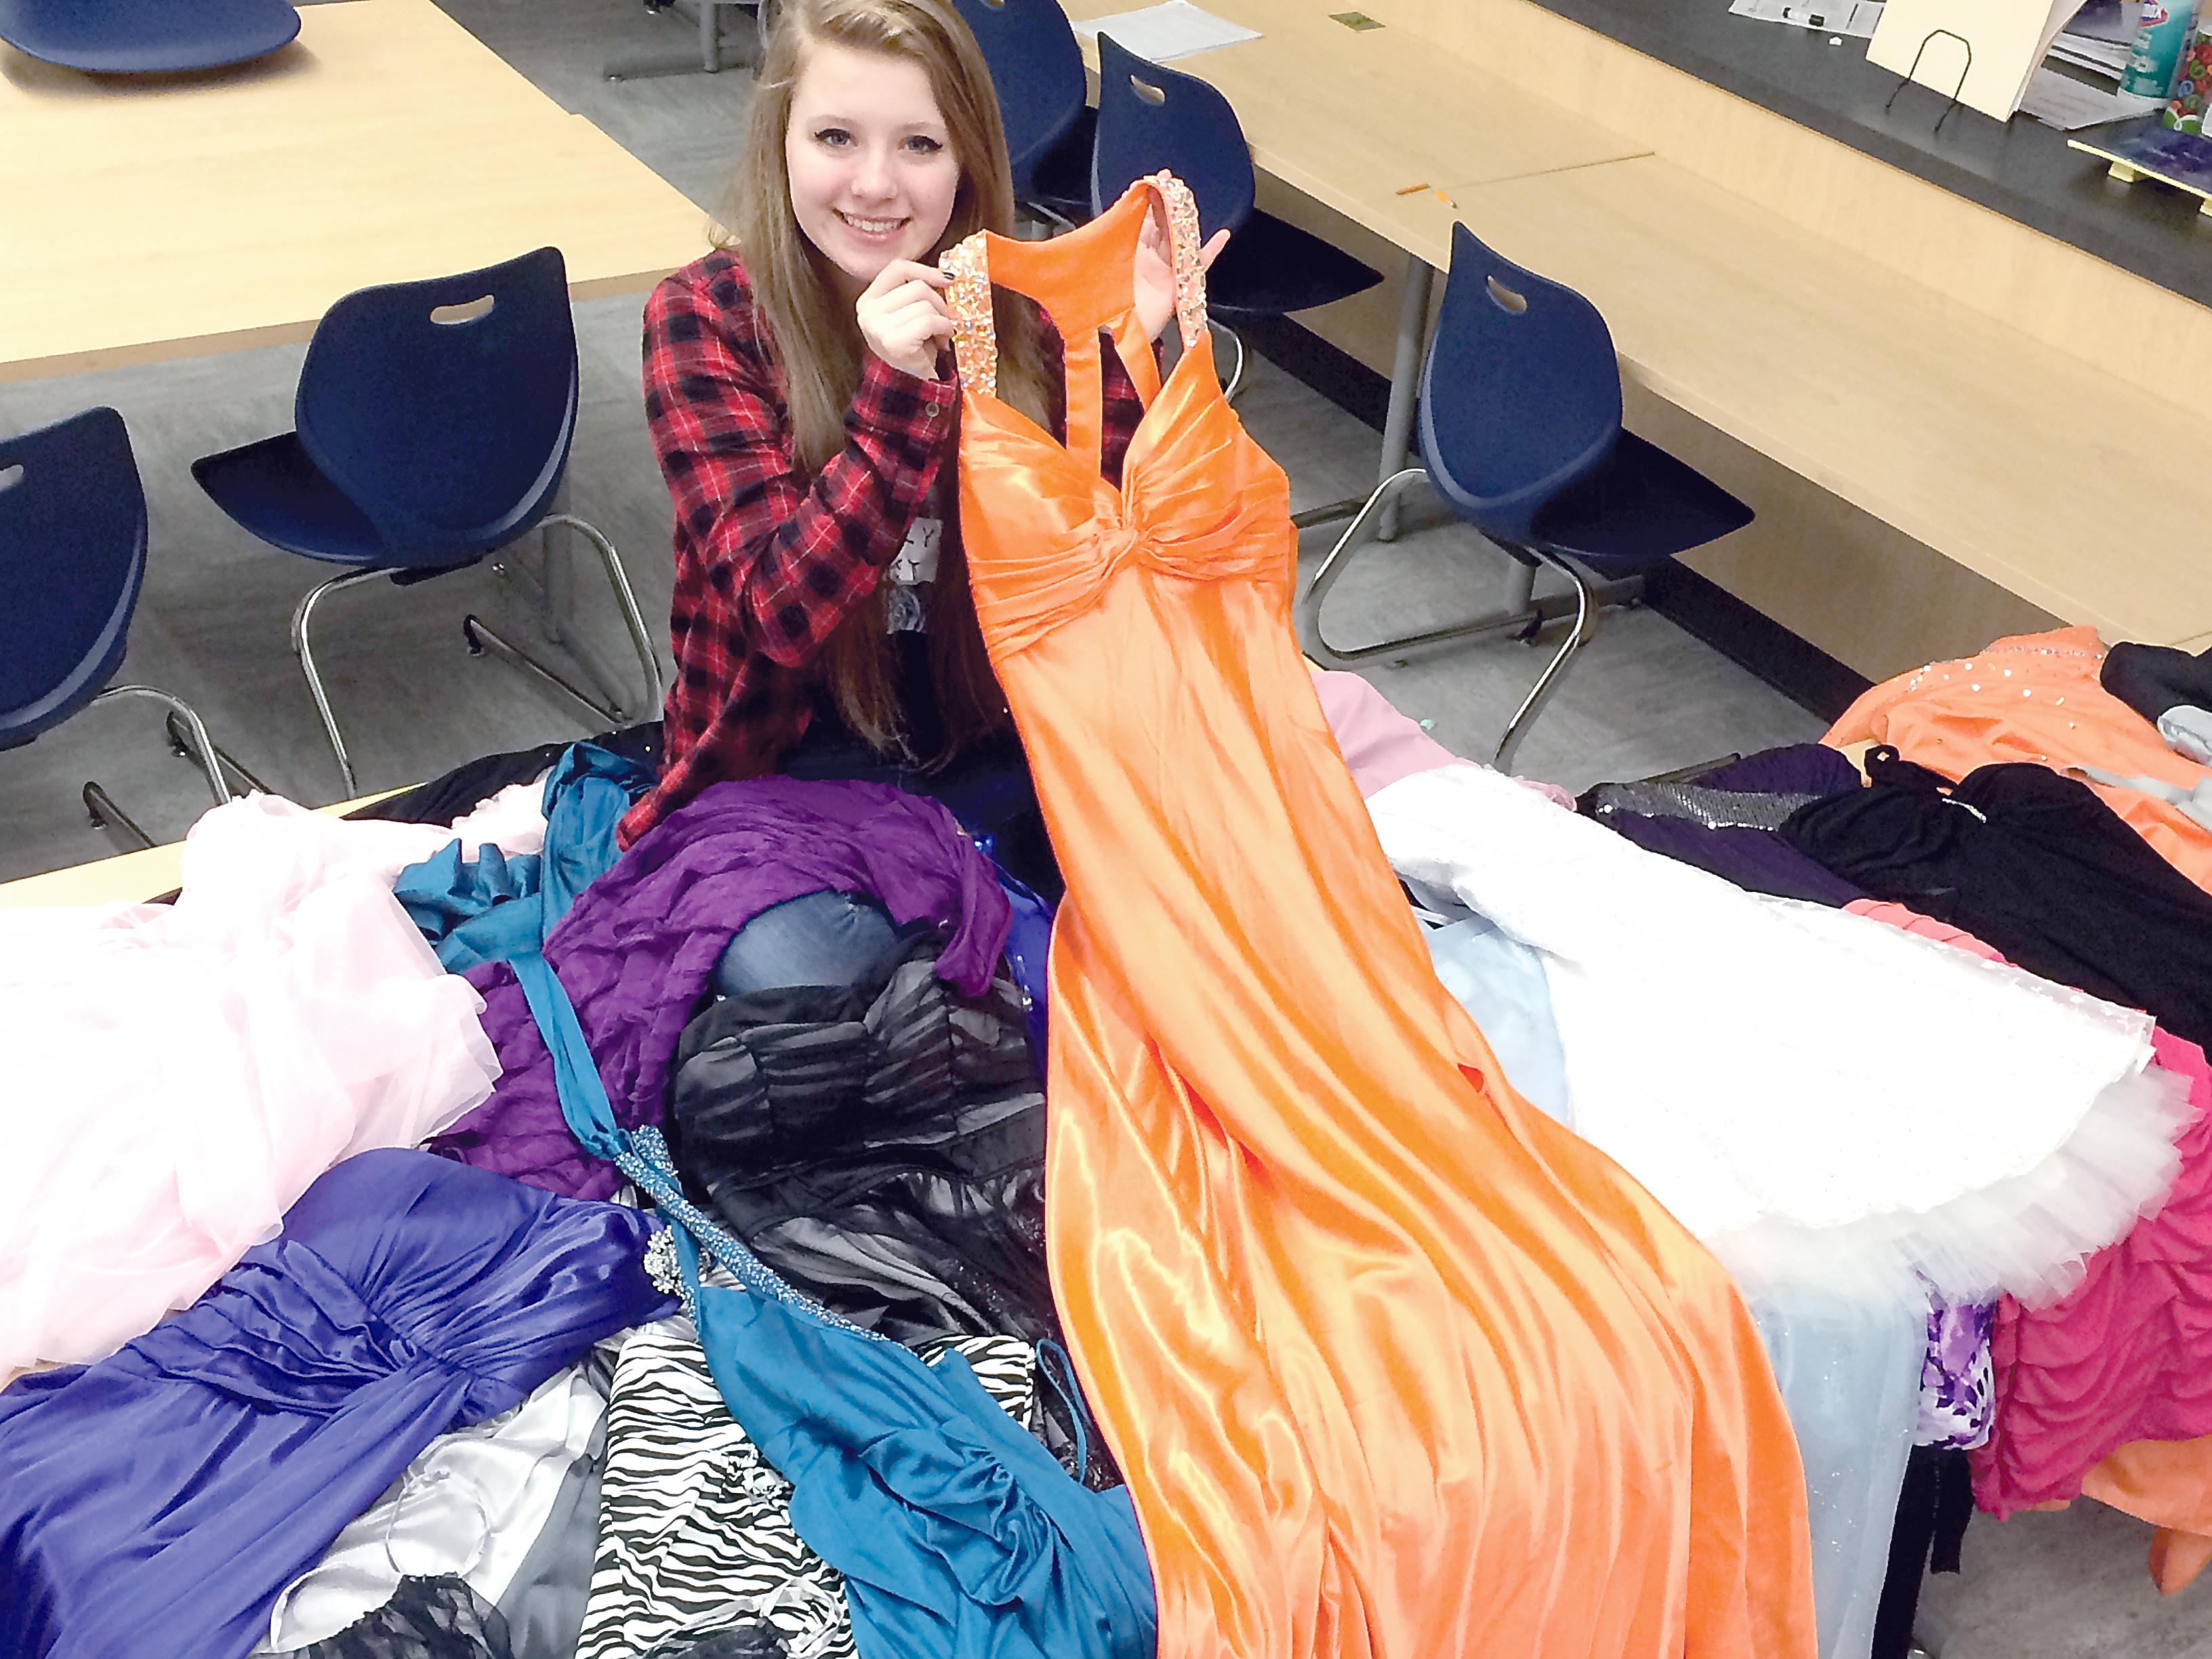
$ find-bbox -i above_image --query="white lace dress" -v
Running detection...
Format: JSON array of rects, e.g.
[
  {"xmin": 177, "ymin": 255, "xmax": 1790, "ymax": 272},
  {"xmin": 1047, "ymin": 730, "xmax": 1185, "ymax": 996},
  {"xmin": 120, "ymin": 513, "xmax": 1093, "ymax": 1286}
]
[
  {"xmin": 1366, "ymin": 762, "xmax": 2190, "ymax": 1311},
  {"xmin": 0, "ymin": 793, "xmax": 536, "ymax": 1374}
]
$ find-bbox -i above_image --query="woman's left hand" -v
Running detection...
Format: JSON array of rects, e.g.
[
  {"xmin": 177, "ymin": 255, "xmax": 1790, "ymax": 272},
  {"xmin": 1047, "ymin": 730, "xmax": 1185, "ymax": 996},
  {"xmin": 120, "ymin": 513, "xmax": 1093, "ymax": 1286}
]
[{"xmin": 1133, "ymin": 201, "xmax": 1230, "ymax": 342}]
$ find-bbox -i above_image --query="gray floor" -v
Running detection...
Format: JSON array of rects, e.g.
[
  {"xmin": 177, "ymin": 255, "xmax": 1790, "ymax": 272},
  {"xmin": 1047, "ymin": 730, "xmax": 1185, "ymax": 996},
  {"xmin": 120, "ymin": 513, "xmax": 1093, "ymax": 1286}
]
[{"xmin": 2, "ymin": 1, "xmax": 2194, "ymax": 1652}]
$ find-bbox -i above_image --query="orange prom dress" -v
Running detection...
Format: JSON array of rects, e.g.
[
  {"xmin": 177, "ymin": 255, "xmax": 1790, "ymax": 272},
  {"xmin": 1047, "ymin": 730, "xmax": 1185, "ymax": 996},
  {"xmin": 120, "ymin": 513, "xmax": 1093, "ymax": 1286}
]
[{"xmin": 941, "ymin": 177, "xmax": 1818, "ymax": 1659}]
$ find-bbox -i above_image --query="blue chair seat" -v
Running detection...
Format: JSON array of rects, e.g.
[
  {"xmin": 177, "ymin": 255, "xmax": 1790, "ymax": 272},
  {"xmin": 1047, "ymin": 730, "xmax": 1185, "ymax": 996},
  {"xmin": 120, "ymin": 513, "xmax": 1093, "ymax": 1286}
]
[
  {"xmin": 1300, "ymin": 220, "xmax": 1754, "ymax": 771},
  {"xmin": 189, "ymin": 246, "xmax": 666, "ymax": 796},
  {"xmin": 1206, "ymin": 210, "xmax": 1383, "ymax": 319},
  {"xmin": 1, "ymin": 409, "xmax": 144, "ymax": 745},
  {"xmin": 1526, "ymin": 430, "xmax": 1755, "ymax": 576},
  {"xmin": 190, "ymin": 434, "xmax": 394, "ymax": 567},
  {"xmin": 0, "ymin": 0, "xmax": 300, "ymax": 73},
  {"xmin": 1024, "ymin": 105, "xmax": 1097, "ymax": 224},
  {"xmin": 1, "ymin": 407, "xmax": 233, "ymax": 827}
]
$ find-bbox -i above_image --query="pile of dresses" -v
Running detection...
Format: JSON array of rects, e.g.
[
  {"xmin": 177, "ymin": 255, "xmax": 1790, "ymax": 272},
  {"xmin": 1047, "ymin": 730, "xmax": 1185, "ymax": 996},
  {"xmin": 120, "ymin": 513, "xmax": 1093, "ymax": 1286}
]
[
  {"xmin": 1366, "ymin": 624, "xmax": 2212, "ymax": 1653},
  {"xmin": 16, "ymin": 179, "xmax": 2212, "ymax": 1659}
]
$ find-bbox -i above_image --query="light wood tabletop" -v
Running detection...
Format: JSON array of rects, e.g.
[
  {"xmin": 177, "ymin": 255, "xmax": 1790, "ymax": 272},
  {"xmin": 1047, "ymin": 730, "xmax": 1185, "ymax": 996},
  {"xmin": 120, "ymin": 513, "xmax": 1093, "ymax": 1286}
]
[
  {"xmin": 1441, "ymin": 155, "xmax": 2212, "ymax": 647},
  {"xmin": 0, "ymin": 0, "xmax": 712, "ymax": 383},
  {"xmin": 0, "ymin": 787, "xmax": 405, "ymax": 911},
  {"xmin": 1060, "ymin": 0, "xmax": 1647, "ymax": 255}
]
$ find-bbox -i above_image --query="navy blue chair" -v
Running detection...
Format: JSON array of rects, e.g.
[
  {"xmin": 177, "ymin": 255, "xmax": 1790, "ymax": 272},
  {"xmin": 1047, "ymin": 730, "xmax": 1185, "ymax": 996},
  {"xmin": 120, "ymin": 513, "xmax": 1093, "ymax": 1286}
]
[
  {"xmin": 192, "ymin": 247, "xmax": 665, "ymax": 795},
  {"xmin": 0, "ymin": 408, "xmax": 233, "ymax": 848},
  {"xmin": 0, "ymin": 0, "xmax": 298, "ymax": 72},
  {"xmin": 950, "ymin": 0, "xmax": 1092, "ymax": 226},
  {"xmin": 1091, "ymin": 32, "xmax": 1380, "ymax": 397},
  {"xmin": 1299, "ymin": 222, "xmax": 1753, "ymax": 771}
]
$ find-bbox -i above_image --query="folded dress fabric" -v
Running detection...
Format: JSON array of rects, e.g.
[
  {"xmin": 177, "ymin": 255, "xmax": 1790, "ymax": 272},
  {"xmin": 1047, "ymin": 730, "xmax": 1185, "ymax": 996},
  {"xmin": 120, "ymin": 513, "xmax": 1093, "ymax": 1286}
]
[
  {"xmin": 1826, "ymin": 626, "xmax": 2212, "ymax": 895},
  {"xmin": 434, "ymin": 779, "xmax": 1011, "ymax": 1201},
  {"xmin": 0, "ymin": 796, "xmax": 516, "ymax": 1374},
  {"xmin": 1367, "ymin": 760, "xmax": 2188, "ymax": 1312},
  {"xmin": 0, "ymin": 1149, "xmax": 671, "ymax": 1659},
  {"xmin": 578, "ymin": 1316, "xmax": 1039, "ymax": 1659},
  {"xmin": 258, "ymin": 1363, "xmax": 610, "ymax": 1652}
]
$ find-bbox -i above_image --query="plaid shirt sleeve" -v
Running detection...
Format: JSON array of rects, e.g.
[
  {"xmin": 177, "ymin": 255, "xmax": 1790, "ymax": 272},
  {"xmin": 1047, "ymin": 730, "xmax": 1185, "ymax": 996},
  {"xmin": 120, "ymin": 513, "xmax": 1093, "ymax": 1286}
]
[
  {"xmin": 619, "ymin": 253, "xmax": 954, "ymax": 846},
  {"xmin": 621, "ymin": 255, "xmax": 1159, "ymax": 848},
  {"xmin": 647, "ymin": 253, "xmax": 953, "ymax": 672}
]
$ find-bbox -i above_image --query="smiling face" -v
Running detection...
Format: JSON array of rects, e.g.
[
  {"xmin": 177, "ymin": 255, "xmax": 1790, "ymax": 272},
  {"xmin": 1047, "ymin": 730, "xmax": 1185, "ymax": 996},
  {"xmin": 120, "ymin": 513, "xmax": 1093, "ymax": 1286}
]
[{"xmin": 784, "ymin": 38, "xmax": 962, "ymax": 300}]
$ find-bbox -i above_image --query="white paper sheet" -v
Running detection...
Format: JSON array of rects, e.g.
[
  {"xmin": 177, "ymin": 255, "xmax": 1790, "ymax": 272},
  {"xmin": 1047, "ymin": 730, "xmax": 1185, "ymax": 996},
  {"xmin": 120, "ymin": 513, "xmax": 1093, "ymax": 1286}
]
[
  {"xmin": 2020, "ymin": 64, "xmax": 2169, "ymax": 124},
  {"xmin": 1073, "ymin": 1, "xmax": 1261, "ymax": 62},
  {"xmin": 1728, "ymin": 0, "xmax": 1887, "ymax": 39},
  {"xmin": 2049, "ymin": 31, "xmax": 2134, "ymax": 74},
  {"xmin": 1868, "ymin": 0, "xmax": 2082, "ymax": 120}
]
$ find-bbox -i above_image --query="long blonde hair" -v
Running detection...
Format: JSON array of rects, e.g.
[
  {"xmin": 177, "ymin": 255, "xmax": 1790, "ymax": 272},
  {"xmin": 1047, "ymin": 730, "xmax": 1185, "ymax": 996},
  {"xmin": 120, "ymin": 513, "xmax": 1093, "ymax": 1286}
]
[{"xmin": 727, "ymin": 0, "xmax": 1059, "ymax": 762}]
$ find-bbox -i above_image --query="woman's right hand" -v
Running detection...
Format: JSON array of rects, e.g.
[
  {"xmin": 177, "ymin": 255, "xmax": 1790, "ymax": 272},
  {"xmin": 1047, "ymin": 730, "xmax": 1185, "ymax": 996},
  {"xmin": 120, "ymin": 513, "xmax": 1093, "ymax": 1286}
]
[{"xmin": 856, "ymin": 260, "xmax": 955, "ymax": 382}]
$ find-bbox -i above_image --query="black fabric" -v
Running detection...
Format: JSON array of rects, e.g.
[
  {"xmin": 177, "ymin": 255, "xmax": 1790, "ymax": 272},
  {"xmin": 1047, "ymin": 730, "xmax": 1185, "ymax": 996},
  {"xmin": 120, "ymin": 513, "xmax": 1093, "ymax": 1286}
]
[
  {"xmin": 1870, "ymin": 1446, "xmax": 1973, "ymax": 1659},
  {"xmin": 1930, "ymin": 1449, "xmax": 1975, "ymax": 1576},
  {"xmin": 655, "ymin": 1620, "xmax": 792, "ymax": 1659},
  {"xmin": 1782, "ymin": 748, "xmax": 2212, "ymax": 1050},
  {"xmin": 276, "ymin": 1576, "xmax": 513, "ymax": 1659},
  {"xmin": 495, "ymin": 1351, "xmax": 612, "ymax": 1659},
  {"xmin": 1580, "ymin": 743, "xmax": 1868, "ymax": 907},
  {"xmin": 2103, "ymin": 641, "xmax": 2212, "ymax": 725},
  {"xmin": 669, "ymin": 934, "xmax": 1056, "ymax": 1347},
  {"xmin": 348, "ymin": 723, "xmax": 663, "ymax": 826},
  {"xmin": 783, "ymin": 707, "xmax": 1061, "ymax": 903}
]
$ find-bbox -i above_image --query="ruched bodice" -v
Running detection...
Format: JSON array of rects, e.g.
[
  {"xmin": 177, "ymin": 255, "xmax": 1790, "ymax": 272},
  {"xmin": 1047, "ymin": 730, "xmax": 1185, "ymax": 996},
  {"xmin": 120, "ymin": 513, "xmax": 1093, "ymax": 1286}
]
[
  {"xmin": 945, "ymin": 180, "xmax": 1818, "ymax": 1659},
  {"xmin": 0, "ymin": 1150, "xmax": 668, "ymax": 1659}
]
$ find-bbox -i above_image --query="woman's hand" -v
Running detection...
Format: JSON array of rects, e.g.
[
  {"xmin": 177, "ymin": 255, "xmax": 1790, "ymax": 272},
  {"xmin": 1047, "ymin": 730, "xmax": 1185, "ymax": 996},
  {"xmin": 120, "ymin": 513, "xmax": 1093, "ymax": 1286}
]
[
  {"xmin": 1133, "ymin": 203, "xmax": 1231, "ymax": 343},
  {"xmin": 856, "ymin": 260, "xmax": 956, "ymax": 381}
]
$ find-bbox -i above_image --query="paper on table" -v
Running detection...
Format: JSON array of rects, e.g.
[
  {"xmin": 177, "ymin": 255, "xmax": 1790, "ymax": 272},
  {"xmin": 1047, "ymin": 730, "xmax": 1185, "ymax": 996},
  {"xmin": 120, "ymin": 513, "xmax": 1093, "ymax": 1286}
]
[
  {"xmin": 1072, "ymin": 1, "xmax": 1261, "ymax": 62},
  {"xmin": 1728, "ymin": 0, "xmax": 1887, "ymax": 37},
  {"xmin": 2020, "ymin": 63, "xmax": 2169, "ymax": 123},
  {"xmin": 2049, "ymin": 30, "xmax": 2134, "ymax": 74},
  {"xmin": 1867, "ymin": 0, "xmax": 2082, "ymax": 119},
  {"xmin": 2063, "ymin": 0, "xmax": 2137, "ymax": 43}
]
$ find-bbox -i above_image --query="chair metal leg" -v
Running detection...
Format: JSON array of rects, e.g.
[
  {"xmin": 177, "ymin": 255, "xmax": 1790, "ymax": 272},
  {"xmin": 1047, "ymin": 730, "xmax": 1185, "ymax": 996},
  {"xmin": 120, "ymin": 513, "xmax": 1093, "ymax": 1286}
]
[
  {"xmin": 87, "ymin": 684, "xmax": 234, "ymax": 806},
  {"xmin": 464, "ymin": 615, "xmax": 628, "ymax": 726},
  {"xmin": 291, "ymin": 567, "xmax": 388, "ymax": 797},
  {"xmin": 533, "ymin": 513, "xmax": 668, "ymax": 716},
  {"xmin": 535, "ymin": 487, "xmax": 629, "ymax": 714},
  {"xmin": 1212, "ymin": 321, "xmax": 1247, "ymax": 403},
  {"xmin": 1290, "ymin": 496, "xmax": 1368, "ymax": 531},
  {"xmin": 602, "ymin": 0, "xmax": 753, "ymax": 78},
  {"xmin": 1492, "ymin": 553, "xmax": 1596, "ymax": 775},
  {"xmin": 471, "ymin": 514, "xmax": 667, "ymax": 729},
  {"xmin": 1019, "ymin": 200, "xmax": 1078, "ymax": 235},
  {"xmin": 1301, "ymin": 469, "xmax": 1574, "ymax": 665},
  {"xmin": 83, "ymin": 781, "xmax": 155, "ymax": 850},
  {"xmin": 165, "ymin": 709, "xmax": 271, "ymax": 797}
]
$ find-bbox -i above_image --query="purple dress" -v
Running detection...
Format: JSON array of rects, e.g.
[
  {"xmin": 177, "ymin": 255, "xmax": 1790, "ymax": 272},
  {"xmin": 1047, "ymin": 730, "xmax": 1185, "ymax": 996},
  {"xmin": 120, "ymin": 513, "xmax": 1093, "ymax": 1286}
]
[
  {"xmin": 432, "ymin": 777, "xmax": 1012, "ymax": 1199},
  {"xmin": 0, "ymin": 1149, "xmax": 670, "ymax": 1659}
]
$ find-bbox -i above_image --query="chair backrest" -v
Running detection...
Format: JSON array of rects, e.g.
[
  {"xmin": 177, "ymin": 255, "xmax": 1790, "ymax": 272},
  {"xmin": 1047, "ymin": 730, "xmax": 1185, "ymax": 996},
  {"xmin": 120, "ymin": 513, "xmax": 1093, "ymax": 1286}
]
[
  {"xmin": 294, "ymin": 246, "xmax": 578, "ymax": 565},
  {"xmin": 0, "ymin": 0, "xmax": 299, "ymax": 73},
  {"xmin": 1090, "ymin": 32, "xmax": 1254, "ymax": 236},
  {"xmin": 0, "ymin": 407, "xmax": 146, "ymax": 744},
  {"xmin": 1418, "ymin": 221, "xmax": 1622, "ymax": 544},
  {"xmin": 950, "ymin": 0, "xmax": 1086, "ymax": 194}
]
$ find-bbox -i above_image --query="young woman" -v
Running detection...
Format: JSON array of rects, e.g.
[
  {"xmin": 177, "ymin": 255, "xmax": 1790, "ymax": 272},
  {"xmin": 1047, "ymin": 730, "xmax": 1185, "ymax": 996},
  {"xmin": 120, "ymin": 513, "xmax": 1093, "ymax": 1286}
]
[{"xmin": 615, "ymin": 0, "xmax": 1223, "ymax": 896}]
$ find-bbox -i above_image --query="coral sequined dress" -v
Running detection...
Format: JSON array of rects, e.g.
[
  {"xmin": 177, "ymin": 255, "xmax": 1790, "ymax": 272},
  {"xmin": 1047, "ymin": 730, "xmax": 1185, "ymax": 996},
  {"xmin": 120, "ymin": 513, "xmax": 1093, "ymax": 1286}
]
[{"xmin": 942, "ymin": 177, "xmax": 1817, "ymax": 1659}]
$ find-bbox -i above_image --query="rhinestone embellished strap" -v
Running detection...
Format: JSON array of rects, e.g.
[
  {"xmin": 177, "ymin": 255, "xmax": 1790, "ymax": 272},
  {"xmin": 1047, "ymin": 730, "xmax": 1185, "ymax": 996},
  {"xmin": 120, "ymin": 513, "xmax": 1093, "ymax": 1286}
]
[
  {"xmin": 1149, "ymin": 170, "xmax": 1209, "ymax": 352},
  {"xmin": 942, "ymin": 170, "xmax": 1208, "ymax": 401},
  {"xmin": 942, "ymin": 232, "xmax": 996, "ymax": 398}
]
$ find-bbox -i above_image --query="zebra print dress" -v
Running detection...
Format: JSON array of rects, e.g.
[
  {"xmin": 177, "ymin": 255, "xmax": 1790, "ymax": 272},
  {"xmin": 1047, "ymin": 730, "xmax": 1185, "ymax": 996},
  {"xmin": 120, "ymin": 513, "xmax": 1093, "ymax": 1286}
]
[{"xmin": 576, "ymin": 1315, "xmax": 1037, "ymax": 1659}]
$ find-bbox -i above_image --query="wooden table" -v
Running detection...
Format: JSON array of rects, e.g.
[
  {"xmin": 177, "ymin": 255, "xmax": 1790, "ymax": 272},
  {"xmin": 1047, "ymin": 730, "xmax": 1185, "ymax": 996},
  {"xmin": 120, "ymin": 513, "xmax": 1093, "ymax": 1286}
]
[
  {"xmin": 0, "ymin": 787, "xmax": 405, "ymax": 909},
  {"xmin": 1062, "ymin": 0, "xmax": 1647, "ymax": 506},
  {"xmin": 1435, "ymin": 156, "xmax": 2212, "ymax": 649},
  {"xmin": 1063, "ymin": 0, "xmax": 2212, "ymax": 662},
  {"xmin": 0, "ymin": 0, "xmax": 711, "ymax": 383}
]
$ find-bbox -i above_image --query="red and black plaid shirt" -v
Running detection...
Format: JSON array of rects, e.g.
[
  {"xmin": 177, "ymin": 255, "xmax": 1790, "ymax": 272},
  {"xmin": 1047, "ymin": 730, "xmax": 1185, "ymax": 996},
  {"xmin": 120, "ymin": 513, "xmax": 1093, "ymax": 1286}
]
[{"xmin": 617, "ymin": 249, "xmax": 1146, "ymax": 847}]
